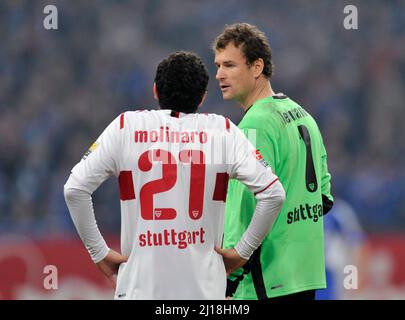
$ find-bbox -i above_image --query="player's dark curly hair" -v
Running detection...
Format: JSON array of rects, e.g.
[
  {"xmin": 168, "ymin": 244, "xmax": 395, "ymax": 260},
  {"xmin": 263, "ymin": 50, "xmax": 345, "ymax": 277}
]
[
  {"xmin": 212, "ymin": 23, "xmax": 274, "ymax": 79},
  {"xmin": 155, "ymin": 51, "xmax": 209, "ymax": 113}
]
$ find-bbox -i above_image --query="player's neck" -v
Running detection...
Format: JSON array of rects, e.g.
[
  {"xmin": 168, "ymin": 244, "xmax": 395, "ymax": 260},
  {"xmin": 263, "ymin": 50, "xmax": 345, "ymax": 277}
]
[{"xmin": 240, "ymin": 79, "xmax": 275, "ymax": 111}]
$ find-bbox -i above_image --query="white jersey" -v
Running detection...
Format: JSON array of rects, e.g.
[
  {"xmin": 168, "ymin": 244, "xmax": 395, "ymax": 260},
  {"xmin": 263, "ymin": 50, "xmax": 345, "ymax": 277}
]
[{"xmin": 65, "ymin": 109, "xmax": 280, "ymax": 299}]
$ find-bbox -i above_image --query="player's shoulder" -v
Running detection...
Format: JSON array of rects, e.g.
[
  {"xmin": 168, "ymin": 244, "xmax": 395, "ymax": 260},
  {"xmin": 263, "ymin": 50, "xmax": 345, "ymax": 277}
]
[
  {"xmin": 119, "ymin": 109, "xmax": 160, "ymax": 122},
  {"xmin": 120, "ymin": 109, "xmax": 151, "ymax": 118},
  {"xmin": 196, "ymin": 111, "xmax": 225, "ymax": 120},
  {"xmin": 112, "ymin": 109, "xmax": 157, "ymax": 132},
  {"xmin": 195, "ymin": 112, "xmax": 234, "ymax": 130},
  {"xmin": 240, "ymin": 106, "xmax": 279, "ymax": 133},
  {"xmin": 287, "ymin": 100, "xmax": 321, "ymax": 132},
  {"xmin": 279, "ymin": 96, "xmax": 316, "ymax": 120}
]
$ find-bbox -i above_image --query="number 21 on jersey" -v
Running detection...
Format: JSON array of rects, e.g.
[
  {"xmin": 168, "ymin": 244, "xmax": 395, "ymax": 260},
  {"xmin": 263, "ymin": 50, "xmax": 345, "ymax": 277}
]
[{"xmin": 119, "ymin": 149, "xmax": 205, "ymax": 221}]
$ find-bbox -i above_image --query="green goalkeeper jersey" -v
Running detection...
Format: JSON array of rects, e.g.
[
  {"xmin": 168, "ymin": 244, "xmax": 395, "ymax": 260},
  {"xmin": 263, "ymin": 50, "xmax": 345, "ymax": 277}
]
[{"xmin": 224, "ymin": 95, "xmax": 333, "ymax": 299}]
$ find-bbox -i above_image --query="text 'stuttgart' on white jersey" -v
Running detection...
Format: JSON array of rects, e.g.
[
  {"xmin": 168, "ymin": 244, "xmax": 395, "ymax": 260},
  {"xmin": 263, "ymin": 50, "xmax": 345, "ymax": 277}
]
[{"xmin": 64, "ymin": 109, "xmax": 282, "ymax": 300}]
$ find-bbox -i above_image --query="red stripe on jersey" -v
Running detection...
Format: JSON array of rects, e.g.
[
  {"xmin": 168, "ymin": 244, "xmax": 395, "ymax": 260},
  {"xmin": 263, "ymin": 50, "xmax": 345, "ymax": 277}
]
[
  {"xmin": 213, "ymin": 172, "xmax": 230, "ymax": 202},
  {"xmin": 225, "ymin": 118, "xmax": 230, "ymax": 132},
  {"xmin": 254, "ymin": 178, "xmax": 279, "ymax": 196},
  {"xmin": 120, "ymin": 113, "xmax": 125, "ymax": 129},
  {"xmin": 119, "ymin": 171, "xmax": 135, "ymax": 200}
]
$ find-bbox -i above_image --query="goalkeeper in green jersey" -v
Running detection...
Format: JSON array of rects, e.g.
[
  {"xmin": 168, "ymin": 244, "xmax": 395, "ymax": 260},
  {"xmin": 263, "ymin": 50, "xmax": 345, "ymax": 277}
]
[{"xmin": 213, "ymin": 23, "xmax": 334, "ymax": 300}]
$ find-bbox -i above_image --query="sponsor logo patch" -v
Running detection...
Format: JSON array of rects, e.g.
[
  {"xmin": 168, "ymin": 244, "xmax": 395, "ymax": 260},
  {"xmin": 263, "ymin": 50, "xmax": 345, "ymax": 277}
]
[
  {"xmin": 82, "ymin": 142, "xmax": 99, "ymax": 160},
  {"xmin": 253, "ymin": 149, "xmax": 270, "ymax": 168},
  {"xmin": 253, "ymin": 149, "xmax": 263, "ymax": 160}
]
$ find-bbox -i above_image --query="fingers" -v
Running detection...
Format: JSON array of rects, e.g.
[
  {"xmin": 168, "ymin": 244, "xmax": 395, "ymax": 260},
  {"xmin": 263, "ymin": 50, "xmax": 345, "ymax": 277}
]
[
  {"xmin": 214, "ymin": 246, "xmax": 224, "ymax": 255},
  {"xmin": 106, "ymin": 249, "xmax": 129, "ymax": 265},
  {"xmin": 108, "ymin": 275, "xmax": 117, "ymax": 289}
]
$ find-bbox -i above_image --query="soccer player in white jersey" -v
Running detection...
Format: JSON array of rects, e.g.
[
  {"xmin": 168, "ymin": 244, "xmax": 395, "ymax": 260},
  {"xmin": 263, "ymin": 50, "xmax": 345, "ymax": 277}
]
[{"xmin": 64, "ymin": 51, "xmax": 285, "ymax": 300}]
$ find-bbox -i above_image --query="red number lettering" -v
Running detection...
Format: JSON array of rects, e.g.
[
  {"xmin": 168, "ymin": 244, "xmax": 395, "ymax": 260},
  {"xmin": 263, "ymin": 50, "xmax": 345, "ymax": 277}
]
[
  {"xmin": 131, "ymin": 149, "xmax": 207, "ymax": 221},
  {"xmin": 179, "ymin": 150, "xmax": 205, "ymax": 220},
  {"xmin": 138, "ymin": 149, "xmax": 177, "ymax": 220}
]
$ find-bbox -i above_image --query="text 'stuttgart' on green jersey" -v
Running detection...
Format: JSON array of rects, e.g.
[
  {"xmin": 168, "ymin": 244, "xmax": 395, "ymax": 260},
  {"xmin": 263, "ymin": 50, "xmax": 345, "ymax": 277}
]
[{"xmin": 224, "ymin": 94, "xmax": 333, "ymax": 299}]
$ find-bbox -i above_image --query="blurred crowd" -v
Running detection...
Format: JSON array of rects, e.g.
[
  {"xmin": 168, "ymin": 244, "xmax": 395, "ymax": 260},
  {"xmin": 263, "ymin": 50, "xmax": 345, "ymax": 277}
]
[{"xmin": 0, "ymin": 0, "xmax": 404, "ymax": 235}]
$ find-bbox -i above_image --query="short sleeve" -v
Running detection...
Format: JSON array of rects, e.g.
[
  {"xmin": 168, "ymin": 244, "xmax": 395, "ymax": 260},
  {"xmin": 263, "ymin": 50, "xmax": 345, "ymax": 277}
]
[
  {"xmin": 227, "ymin": 121, "xmax": 279, "ymax": 198},
  {"xmin": 240, "ymin": 127, "xmax": 278, "ymax": 172}
]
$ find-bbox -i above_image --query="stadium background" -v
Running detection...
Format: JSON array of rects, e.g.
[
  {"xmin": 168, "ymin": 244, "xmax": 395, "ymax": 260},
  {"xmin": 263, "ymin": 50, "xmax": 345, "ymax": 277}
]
[{"xmin": 0, "ymin": 0, "xmax": 404, "ymax": 299}]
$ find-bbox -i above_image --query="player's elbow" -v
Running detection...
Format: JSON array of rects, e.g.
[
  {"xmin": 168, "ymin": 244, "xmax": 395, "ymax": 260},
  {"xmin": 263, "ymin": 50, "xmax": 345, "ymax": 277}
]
[
  {"xmin": 64, "ymin": 175, "xmax": 91, "ymax": 204},
  {"xmin": 64, "ymin": 185, "xmax": 78, "ymax": 204},
  {"xmin": 271, "ymin": 180, "xmax": 286, "ymax": 208}
]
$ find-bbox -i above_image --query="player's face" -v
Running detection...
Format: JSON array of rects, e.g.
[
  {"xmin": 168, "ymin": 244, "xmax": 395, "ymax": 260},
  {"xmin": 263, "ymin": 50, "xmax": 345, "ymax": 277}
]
[{"xmin": 215, "ymin": 43, "xmax": 257, "ymax": 105}]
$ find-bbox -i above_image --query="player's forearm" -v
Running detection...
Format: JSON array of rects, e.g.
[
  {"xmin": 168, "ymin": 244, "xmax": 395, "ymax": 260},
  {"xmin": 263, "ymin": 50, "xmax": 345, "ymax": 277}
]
[
  {"xmin": 64, "ymin": 179, "xmax": 110, "ymax": 263},
  {"xmin": 235, "ymin": 180, "xmax": 285, "ymax": 260}
]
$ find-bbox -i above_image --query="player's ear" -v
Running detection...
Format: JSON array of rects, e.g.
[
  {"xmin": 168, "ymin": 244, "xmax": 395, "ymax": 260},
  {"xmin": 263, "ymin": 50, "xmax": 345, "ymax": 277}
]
[
  {"xmin": 153, "ymin": 83, "xmax": 159, "ymax": 101},
  {"xmin": 198, "ymin": 91, "xmax": 208, "ymax": 109},
  {"xmin": 253, "ymin": 58, "xmax": 264, "ymax": 79}
]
